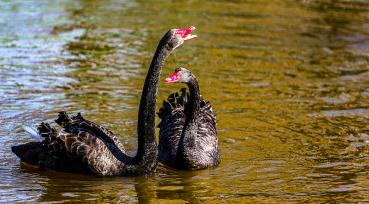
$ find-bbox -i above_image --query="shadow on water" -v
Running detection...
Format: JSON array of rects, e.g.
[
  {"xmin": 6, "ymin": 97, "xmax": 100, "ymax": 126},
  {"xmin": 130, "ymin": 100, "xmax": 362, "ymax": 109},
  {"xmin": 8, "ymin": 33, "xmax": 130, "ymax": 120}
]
[{"xmin": 1, "ymin": 0, "xmax": 369, "ymax": 203}]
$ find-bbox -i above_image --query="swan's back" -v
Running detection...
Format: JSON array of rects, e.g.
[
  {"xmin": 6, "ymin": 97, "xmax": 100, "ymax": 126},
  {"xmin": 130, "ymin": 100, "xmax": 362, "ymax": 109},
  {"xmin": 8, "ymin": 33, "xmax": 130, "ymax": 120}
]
[
  {"xmin": 12, "ymin": 112, "xmax": 129, "ymax": 176},
  {"xmin": 158, "ymin": 88, "xmax": 220, "ymax": 169}
]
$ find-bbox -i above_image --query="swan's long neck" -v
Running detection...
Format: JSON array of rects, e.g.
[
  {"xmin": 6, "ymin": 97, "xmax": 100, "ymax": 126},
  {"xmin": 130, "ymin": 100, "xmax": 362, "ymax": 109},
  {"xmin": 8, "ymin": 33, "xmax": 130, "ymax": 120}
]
[
  {"xmin": 185, "ymin": 78, "xmax": 201, "ymax": 122},
  {"xmin": 178, "ymin": 78, "xmax": 201, "ymax": 156},
  {"xmin": 97, "ymin": 31, "xmax": 174, "ymax": 175},
  {"xmin": 130, "ymin": 38, "xmax": 172, "ymax": 173}
]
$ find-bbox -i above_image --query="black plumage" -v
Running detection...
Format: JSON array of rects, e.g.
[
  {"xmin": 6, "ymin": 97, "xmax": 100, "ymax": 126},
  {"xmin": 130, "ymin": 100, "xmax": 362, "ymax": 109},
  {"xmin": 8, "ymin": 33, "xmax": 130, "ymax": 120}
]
[
  {"xmin": 158, "ymin": 68, "xmax": 220, "ymax": 170},
  {"xmin": 11, "ymin": 27, "xmax": 197, "ymax": 176},
  {"xmin": 13, "ymin": 112, "xmax": 136, "ymax": 175}
]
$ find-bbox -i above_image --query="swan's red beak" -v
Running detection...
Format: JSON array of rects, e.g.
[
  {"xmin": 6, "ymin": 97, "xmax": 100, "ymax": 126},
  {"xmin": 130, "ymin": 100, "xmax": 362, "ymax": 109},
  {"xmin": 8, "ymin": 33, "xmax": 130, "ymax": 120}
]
[
  {"xmin": 175, "ymin": 26, "xmax": 197, "ymax": 41},
  {"xmin": 165, "ymin": 71, "xmax": 180, "ymax": 83}
]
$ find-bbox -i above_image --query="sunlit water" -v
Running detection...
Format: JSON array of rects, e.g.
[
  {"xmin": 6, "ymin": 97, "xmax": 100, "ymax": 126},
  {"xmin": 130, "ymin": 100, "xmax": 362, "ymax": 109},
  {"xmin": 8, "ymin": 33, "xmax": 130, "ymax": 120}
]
[{"xmin": 1, "ymin": 0, "xmax": 369, "ymax": 202}]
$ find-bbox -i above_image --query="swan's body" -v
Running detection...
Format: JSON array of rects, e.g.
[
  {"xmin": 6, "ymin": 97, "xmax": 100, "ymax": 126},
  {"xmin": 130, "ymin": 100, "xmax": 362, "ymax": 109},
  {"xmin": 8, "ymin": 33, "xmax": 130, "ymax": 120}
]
[
  {"xmin": 158, "ymin": 68, "xmax": 220, "ymax": 170},
  {"xmin": 11, "ymin": 27, "xmax": 197, "ymax": 176},
  {"xmin": 13, "ymin": 113, "xmax": 145, "ymax": 175}
]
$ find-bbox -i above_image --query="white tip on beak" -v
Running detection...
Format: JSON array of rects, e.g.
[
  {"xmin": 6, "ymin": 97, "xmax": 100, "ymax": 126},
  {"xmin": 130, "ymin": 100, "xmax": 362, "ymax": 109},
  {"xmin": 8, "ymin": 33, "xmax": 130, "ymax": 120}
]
[{"xmin": 184, "ymin": 34, "xmax": 198, "ymax": 41}]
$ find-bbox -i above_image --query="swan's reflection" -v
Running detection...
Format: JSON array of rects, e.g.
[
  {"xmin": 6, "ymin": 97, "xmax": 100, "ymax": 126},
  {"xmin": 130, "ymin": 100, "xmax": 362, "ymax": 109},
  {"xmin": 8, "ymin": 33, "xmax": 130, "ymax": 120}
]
[
  {"xmin": 15, "ymin": 163, "xmax": 210, "ymax": 203},
  {"xmin": 154, "ymin": 165, "xmax": 217, "ymax": 203},
  {"xmin": 25, "ymin": 166, "xmax": 136, "ymax": 203}
]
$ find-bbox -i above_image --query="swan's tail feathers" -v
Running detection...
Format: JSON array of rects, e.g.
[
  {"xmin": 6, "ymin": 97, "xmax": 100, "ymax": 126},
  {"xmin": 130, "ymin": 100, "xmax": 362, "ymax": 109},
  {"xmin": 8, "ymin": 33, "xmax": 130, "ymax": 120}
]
[
  {"xmin": 37, "ymin": 122, "xmax": 58, "ymax": 143},
  {"xmin": 22, "ymin": 126, "xmax": 42, "ymax": 142},
  {"xmin": 157, "ymin": 88, "xmax": 217, "ymax": 128},
  {"xmin": 158, "ymin": 88, "xmax": 189, "ymax": 120},
  {"xmin": 55, "ymin": 111, "xmax": 73, "ymax": 127},
  {"xmin": 13, "ymin": 123, "xmax": 57, "ymax": 164},
  {"xmin": 157, "ymin": 89, "xmax": 190, "ymax": 129},
  {"xmin": 55, "ymin": 111, "xmax": 85, "ymax": 129}
]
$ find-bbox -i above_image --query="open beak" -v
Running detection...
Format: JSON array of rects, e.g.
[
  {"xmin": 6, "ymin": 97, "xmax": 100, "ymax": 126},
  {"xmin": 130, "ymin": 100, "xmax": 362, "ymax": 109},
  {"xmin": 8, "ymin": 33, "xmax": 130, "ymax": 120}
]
[
  {"xmin": 165, "ymin": 71, "xmax": 180, "ymax": 83},
  {"xmin": 175, "ymin": 26, "xmax": 198, "ymax": 41}
]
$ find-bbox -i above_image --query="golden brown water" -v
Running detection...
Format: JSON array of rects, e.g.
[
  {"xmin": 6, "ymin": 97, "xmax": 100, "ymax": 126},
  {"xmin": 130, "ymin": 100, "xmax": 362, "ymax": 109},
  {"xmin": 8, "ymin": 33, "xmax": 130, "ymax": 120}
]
[{"xmin": 1, "ymin": 0, "xmax": 369, "ymax": 202}]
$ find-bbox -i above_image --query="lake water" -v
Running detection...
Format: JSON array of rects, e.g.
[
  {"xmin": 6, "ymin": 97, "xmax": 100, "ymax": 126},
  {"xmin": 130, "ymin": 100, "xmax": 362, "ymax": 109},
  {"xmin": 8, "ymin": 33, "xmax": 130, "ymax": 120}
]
[{"xmin": 1, "ymin": 0, "xmax": 369, "ymax": 202}]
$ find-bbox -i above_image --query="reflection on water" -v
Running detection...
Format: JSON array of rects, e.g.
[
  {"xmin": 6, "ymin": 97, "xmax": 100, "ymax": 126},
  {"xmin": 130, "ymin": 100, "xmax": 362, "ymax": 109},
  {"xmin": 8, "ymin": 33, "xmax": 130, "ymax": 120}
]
[{"xmin": 1, "ymin": 0, "xmax": 369, "ymax": 202}]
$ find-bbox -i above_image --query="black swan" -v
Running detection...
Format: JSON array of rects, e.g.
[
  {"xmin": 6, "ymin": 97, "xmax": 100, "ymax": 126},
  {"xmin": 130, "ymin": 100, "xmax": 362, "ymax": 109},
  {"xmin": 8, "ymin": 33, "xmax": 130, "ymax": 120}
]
[
  {"xmin": 158, "ymin": 67, "xmax": 220, "ymax": 169},
  {"xmin": 11, "ymin": 27, "xmax": 197, "ymax": 176}
]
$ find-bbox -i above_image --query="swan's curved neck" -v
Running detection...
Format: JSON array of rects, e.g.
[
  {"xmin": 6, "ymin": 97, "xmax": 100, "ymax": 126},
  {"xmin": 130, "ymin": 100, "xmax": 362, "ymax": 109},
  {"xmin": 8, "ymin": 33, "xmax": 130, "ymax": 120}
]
[
  {"xmin": 178, "ymin": 78, "xmax": 201, "ymax": 158},
  {"xmin": 83, "ymin": 39, "xmax": 172, "ymax": 175},
  {"xmin": 130, "ymin": 38, "xmax": 172, "ymax": 173},
  {"xmin": 186, "ymin": 78, "xmax": 201, "ymax": 122},
  {"xmin": 94, "ymin": 32, "xmax": 175, "ymax": 175}
]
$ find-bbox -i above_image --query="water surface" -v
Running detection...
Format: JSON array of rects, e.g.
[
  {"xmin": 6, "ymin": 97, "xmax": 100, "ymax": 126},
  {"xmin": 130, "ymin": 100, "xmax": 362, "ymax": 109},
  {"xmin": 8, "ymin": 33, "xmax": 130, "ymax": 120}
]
[{"xmin": 1, "ymin": 0, "xmax": 369, "ymax": 202}]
